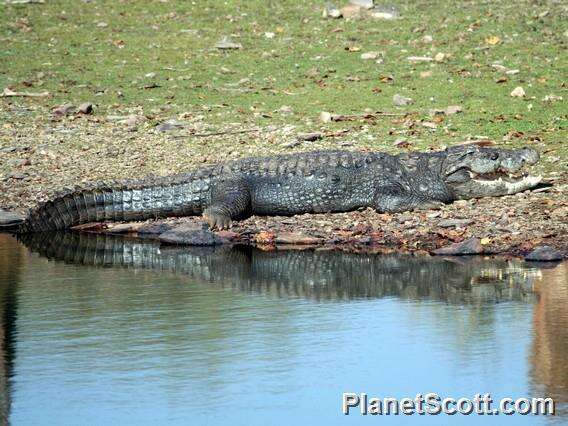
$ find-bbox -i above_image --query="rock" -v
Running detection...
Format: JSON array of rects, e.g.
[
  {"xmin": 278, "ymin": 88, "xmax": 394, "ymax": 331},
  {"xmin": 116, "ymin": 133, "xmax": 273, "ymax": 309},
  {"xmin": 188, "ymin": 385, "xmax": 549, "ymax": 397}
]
[
  {"xmin": 215, "ymin": 36, "xmax": 242, "ymax": 50},
  {"xmin": 420, "ymin": 70, "xmax": 432, "ymax": 78},
  {"xmin": 156, "ymin": 119, "xmax": 185, "ymax": 132},
  {"xmin": 215, "ymin": 230, "xmax": 239, "ymax": 241},
  {"xmin": 429, "ymin": 109, "xmax": 445, "ymax": 117},
  {"xmin": 505, "ymin": 69, "xmax": 519, "ymax": 75},
  {"xmin": 281, "ymin": 140, "xmax": 301, "ymax": 148},
  {"xmin": 320, "ymin": 111, "xmax": 333, "ymax": 122},
  {"xmin": 525, "ymin": 246, "xmax": 563, "ymax": 261},
  {"xmin": 275, "ymin": 232, "xmax": 322, "ymax": 245},
  {"xmin": 8, "ymin": 158, "xmax": 30, "ymax": 167},
  {"xmin": 370, "ymin": 5, "xmax": 400, "ymax": 19},
  {"xmin": 491, "ymin": 64, "xmax": 508, "ymax": 72},
  {"xmin": 78, "ymin": 102, "xmax": 93, "ymax": 114},
  {"xmin": 432, "ymin": 237, "xmax": 483, "ymax": 255},
  {"xmin": 323, "ymin": 3, "xmax": 342, "ymax": 18},
  {"xmin": 159, "ymin": 224, "xmax": 226, "ymax": 246},
  {"xmin": 106, "ymin": 114, "xmax": 146, "ymax": 126},
  {"xmin": 105, "ymin": 223, "xmax": 138, "ymax": 234},
  {"xmin": 393, "ymin": 94, "xmax": 413, "ymax": 106},
  {"xmin": 7, "ymin": 173, "xmax": 27, "ymax": 180},
  {"xmin": 0, "ymin": 209, "xmax": 24, "ymax": 229},
  {"xmin": 52, "ymin": 103, "xmax": 75, "ymax": 116},
  {"xmin": 510, "ymin": 86, "xmax": 526, "ymax": 97},
  {"xmin": 297, "ymin": 132, "xmax": 323, "ymax": 142},
  {"xmin": 394, "ymin": 137, "xmax": 411, "ymax": 148},
  {"xmin": 341, "ymin": 4, "xmax": 364, "ymax": 18},
  {"xmin": 438, "ymin": 218, "xmax": 474, "ymax": 228},
  {"xmin": 407, "ymin": 56, "xmax": 433, "ymax": 63},
  {"xmin": 429, "ymin": 105, "xmax": 463, "ymax": 116},
  {"xmin": 360, "ymin": 51, "xmax": 382, "ymax": 60},
  {"xmin": 137, "ymin": 222, "xmax": 174, "ymax": 235},
  {"xmin": 434, "ymin": 52, "xmax": 446, "ymax": 62},
  {"xmin": 542, "ymin": 94, "xmax": 563, "ymax": 102},
  {"xmin": 421, "ymin": 121, "xmax": 437, "ymax": 129},
  {"xmin": 396, "ymin": 213, "xmax": 414, "ymax": 223},
  {"xmin": 422, "ymin": 35, "xmax": 433, "ymax": 43},
  {"xmin": 349, "ymin": 0, "xmax": 374, "ymax": 9},
  {"xmin": 444, "ymin": 105, "xmax": 463, "ymax": 115}
]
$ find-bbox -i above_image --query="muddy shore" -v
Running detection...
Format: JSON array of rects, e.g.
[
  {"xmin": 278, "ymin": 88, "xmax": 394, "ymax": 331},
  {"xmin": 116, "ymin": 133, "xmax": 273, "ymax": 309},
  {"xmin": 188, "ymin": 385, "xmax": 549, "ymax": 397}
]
[{"xmin": 1, "ymin": 109, "xmax": 566, "ymax": 259}]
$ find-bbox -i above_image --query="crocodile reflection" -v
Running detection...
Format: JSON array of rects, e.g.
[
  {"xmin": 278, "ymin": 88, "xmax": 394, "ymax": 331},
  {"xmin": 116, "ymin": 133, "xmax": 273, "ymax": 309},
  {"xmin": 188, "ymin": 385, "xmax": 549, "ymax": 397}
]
[
  {"xmin": 19, "ymin": 232, "xmax": 539, "ymax": 304},
  {"xmin": 0, "ymin": 235, "xmax": 22, "ymax": 424}
]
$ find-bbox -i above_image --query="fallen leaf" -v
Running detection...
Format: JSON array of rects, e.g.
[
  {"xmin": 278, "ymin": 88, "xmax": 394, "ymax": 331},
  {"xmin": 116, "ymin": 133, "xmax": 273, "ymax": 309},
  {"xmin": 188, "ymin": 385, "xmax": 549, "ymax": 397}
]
[{"xmin": 485, "ymin": 35, "xmax": 501, "ymax": 45}]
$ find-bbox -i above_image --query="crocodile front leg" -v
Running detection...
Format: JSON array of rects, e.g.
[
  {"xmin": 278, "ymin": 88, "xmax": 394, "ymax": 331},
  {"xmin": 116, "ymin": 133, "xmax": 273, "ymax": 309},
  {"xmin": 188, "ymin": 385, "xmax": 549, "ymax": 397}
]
[
  {"xmin": 203, "ymin": 177, "xmax": 251, "ymax": 230},
  {"xmin": 373, "ymin": 184, "xmax": 416, "ymax": 213}
]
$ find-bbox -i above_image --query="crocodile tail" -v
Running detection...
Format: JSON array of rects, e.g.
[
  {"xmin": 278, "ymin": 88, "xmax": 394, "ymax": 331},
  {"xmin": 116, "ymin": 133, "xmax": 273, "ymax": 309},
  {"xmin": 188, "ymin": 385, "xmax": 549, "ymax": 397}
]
[{"xmin": 18, "ymin": 172, "xmax": 211, "ymax": 233}]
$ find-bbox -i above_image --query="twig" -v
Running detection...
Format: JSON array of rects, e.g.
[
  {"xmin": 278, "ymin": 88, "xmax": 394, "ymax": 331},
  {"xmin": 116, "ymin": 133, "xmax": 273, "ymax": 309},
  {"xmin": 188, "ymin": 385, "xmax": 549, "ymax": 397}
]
[
  {"xmin": 1, "ymin": 88, "xmax": 50, "ymax": 97},
  {"xmin": 2, "ymin": 0, "xmax": 44, "ymax": 4},
  {"xmin": 330, "ymin": 112, "xmax": 409, "ymax": 122},
  {"xmin": 189, "ymin": 128, "xmax": 262, "ymax": 137}
]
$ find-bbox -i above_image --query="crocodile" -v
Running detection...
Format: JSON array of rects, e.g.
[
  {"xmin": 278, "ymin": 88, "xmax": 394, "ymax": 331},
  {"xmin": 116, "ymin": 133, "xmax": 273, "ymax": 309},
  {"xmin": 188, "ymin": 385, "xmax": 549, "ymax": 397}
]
[{"xmin": 12, "ymin": 145, "xmax": 541, "ymax": 233}]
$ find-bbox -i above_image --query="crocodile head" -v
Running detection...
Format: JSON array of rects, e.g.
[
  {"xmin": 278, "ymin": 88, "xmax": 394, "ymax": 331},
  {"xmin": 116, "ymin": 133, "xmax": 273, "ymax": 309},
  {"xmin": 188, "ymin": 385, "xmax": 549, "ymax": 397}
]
[{"xmin": 442, "ymin": 145, "xmax": 541, "ymax": 199}]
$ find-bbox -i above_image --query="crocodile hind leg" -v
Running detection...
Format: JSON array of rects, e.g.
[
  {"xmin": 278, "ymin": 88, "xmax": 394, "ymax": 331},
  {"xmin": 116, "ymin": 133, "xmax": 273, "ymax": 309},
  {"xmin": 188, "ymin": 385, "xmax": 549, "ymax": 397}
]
[{"xmin": 203, "ymin": 177, "xmax": 251, "ymax": 230}]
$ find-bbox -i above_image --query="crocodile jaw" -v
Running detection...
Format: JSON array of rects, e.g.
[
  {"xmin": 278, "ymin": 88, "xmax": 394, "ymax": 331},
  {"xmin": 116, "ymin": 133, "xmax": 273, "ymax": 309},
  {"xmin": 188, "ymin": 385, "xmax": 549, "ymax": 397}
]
[{"xmin": 473, "ymin": 174, "xmax": 542, "ymax": 195}]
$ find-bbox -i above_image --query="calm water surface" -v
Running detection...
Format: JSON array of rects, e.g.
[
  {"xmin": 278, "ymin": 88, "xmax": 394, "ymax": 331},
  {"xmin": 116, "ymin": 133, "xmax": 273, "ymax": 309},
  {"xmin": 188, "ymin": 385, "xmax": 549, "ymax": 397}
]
[{"xmin": 0, "ymin": 232, "xmax": 566, "ymax": 425}]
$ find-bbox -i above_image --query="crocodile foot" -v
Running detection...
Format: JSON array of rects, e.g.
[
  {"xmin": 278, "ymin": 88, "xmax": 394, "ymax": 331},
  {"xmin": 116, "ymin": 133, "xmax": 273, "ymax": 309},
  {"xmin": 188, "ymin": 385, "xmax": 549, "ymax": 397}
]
[{"xmin": 203, "ymin": 208, "xmax": 232, "ymax": 230}]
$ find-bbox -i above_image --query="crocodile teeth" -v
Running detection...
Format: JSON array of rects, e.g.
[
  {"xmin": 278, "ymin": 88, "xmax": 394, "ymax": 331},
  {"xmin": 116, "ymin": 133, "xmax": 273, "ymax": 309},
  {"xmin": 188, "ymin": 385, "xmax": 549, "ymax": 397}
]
[
  {"xmin": 473, "ymin": 175, "xmax": 542, "ymax": 192},
  {"xmin": 504, "ymin": 175, "xmax": 542, "ymax": 194}
]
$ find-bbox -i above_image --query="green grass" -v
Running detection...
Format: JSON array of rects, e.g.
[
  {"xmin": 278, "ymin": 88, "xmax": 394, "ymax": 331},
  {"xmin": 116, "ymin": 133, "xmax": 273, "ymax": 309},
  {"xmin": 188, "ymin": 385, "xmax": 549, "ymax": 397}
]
[{"xmin": 1, "ymin": 0, "xmax": 566, "ymax": 166}]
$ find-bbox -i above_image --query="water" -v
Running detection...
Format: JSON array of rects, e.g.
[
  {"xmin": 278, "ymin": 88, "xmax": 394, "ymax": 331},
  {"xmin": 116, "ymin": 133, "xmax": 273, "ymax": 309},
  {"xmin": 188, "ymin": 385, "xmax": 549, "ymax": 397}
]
[{"xmin": 0, "ymin": 232, "xmax": 566, "ymax": 425}]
